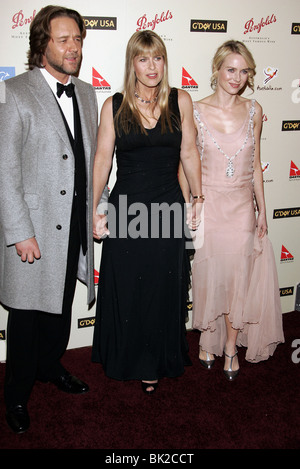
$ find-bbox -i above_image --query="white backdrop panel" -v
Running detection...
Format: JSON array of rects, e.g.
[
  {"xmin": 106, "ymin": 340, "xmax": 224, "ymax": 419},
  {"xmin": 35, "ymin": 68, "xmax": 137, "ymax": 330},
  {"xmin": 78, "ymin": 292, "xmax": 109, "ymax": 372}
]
[{"xmin": 0, "ymin": 0, "xmax": 299, "ymax": 360}]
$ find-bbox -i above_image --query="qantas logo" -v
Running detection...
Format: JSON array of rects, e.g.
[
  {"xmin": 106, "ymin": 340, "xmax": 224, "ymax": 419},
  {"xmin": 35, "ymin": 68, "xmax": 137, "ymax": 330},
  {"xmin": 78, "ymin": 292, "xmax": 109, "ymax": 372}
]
[
  {"xmin": 181, "ymin": 68, "xmax": 198, "ymax": 90},
  {"xmin": 280, "ymin": 245, "xmax": 294, "ymax": 263},
  {"xmin": 94, "ymin": 269, "xmax": 99, "ymax": 285},
  {"xmin": 92, "ymin": 68, "xmax": 111, "ymax": 91},
  {"xmin": 290, "ymin": 161, "xmax": 300, "ymax": 179}
]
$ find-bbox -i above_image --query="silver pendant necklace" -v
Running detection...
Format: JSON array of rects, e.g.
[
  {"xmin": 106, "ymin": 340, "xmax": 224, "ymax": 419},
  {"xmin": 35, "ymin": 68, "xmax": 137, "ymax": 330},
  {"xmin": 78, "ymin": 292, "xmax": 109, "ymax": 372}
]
[
  {"xmin": 193, "ymin": 100, "xmax": 255, "ymax": 178},
  {"xmin": 200, "ymin": 116, "xmax": 251, "ymax": 178}
]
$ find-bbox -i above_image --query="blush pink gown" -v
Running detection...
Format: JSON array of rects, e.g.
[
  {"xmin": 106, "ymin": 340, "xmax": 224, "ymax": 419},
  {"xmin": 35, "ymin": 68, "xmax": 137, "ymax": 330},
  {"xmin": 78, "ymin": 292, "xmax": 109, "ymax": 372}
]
[{"xmin": 192, "ymin": 99, "xmax": 284, "ymax": 363}]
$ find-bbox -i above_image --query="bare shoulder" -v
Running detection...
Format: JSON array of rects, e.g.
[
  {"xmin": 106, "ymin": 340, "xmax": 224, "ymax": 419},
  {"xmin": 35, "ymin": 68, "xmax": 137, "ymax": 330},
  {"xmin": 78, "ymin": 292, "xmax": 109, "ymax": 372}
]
[
  {"xmin": 177, "ymin": 88, "xmax": 193, "ymax": 107},
  {"xmin": 100, "ymin": 96, "xmax": 114, "ymax": 117},
  {"xmin": 253, "ymin": 100, "xmax": 263, "ymax": 130},
  {"xmin": 177, "ymin": 89, "xmax": 194, "ymax": 123},
  {"xmin": 253, "ymin": 99, "xmax": 263, "ymax": 116},
  {"xmin": 98, "ymin": 96, "xmax": 115, "ymax": 133},
  {"xmin": 102, "ymin": 95, "xmax": 113, "ymax": 109},
  {"xmin": 193, "ymin": 94, "xmax": 214, "ymax": 110}
]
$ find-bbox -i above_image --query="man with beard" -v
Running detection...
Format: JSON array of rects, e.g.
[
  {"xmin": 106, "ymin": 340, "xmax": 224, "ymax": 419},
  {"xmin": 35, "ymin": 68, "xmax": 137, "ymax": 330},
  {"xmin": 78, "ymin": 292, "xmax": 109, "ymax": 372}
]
[{"xmin": 0, "ymin": 5, "xmax": 107, "ymax": 433}]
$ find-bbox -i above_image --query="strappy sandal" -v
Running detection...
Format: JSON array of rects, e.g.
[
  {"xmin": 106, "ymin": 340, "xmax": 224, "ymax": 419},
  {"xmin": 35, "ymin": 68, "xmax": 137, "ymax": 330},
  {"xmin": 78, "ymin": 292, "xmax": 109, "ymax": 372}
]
[
  {"xmin": 223, "ymin": 349, "xmax": 239, "ymax": 381},
  {"xmin": 199, "ymin": 348, "xmax": 215, "ymax": 369}
]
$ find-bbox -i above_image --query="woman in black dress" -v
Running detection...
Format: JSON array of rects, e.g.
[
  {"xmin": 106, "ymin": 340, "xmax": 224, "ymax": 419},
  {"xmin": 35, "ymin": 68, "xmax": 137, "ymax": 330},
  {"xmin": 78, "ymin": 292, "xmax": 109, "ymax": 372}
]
[{"xmin": 92, "ymin": 30, "xmax": 203, "ymax": 394}]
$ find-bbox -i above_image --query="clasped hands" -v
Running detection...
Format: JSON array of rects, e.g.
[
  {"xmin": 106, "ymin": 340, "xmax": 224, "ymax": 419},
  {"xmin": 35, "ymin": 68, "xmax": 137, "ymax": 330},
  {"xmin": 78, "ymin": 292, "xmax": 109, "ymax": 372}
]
[
  {"xmin": 15, "ymin": 205, "xmax": 202, "ymax": 262},
  {"xmin": 93, "ymin": 213, "xmax": 110, "ymax": 240},
  {"xmin": 93, "ymin": 202, "xmax": 202, "ymax": 240},
  {"xmin": 186, "ymin": 200, "xmax": 203, "ymax": 231}
]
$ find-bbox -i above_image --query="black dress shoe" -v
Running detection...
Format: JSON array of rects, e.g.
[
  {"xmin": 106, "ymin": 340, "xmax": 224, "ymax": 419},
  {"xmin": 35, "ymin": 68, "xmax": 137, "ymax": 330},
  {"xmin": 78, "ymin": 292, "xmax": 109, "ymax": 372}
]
[
  {"xmin": 51, "ymin": 372, "xmax": 89, "ymax": 394},
  {"xmin": 6, "ymin": 404, "xmax": 30, "ymax": 434}
]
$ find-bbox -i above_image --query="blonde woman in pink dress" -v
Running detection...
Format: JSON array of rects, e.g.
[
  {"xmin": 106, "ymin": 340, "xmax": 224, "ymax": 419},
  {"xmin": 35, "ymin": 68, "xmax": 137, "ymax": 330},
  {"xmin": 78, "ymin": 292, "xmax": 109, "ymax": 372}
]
[{"xmin": 180, "ymin": 40, "xmax": 284, "ymax": 381}]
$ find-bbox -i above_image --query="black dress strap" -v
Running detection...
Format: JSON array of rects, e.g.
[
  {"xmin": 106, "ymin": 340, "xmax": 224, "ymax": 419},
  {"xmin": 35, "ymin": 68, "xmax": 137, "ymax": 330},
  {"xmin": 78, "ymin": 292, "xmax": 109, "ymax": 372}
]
[
  {"xmin": 168, "ymin": 88, "xmax": 179, "ymax": 113},
  {"xmin": 112, "ymin": 92, "xmax": 123, "ymax": 117}
]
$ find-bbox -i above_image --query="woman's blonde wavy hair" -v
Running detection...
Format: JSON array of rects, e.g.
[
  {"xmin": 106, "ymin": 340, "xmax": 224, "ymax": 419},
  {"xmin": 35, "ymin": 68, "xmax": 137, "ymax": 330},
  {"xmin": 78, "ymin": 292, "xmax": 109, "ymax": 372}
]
[
  {"xmin": 115, "ymin": 30, "xmax": 179, "ymax": 135},
  {"xmin": 210, "ymin": 40, "xmax": 256, "ymax": 92}
]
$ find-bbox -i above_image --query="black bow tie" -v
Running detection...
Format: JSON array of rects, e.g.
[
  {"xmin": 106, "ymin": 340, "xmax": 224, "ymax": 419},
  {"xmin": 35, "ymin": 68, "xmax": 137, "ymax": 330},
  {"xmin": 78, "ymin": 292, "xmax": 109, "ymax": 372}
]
[{"xmin": 57, "ymin": 82, "xmax": 75, "ymax": 98}]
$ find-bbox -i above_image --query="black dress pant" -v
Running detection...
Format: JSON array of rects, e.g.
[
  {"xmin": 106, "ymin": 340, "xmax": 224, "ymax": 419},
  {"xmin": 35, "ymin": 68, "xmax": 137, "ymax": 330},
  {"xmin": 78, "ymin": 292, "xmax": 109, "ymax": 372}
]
[{"xmin": 4, "ymin": 200, "xmax": 81, "ymax": 408}]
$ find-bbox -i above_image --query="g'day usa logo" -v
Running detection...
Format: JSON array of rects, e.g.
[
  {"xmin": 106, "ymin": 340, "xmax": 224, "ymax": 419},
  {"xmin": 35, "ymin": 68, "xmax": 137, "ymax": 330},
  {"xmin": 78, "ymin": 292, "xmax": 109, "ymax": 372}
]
[
  {"xmin": 190, "ymin": 19, "xmax": 227, "ymax": 32},
  {"xmin": 282, "ymin": 121, "xmax": 300, "ymax": 132},
  {"xmin": 291, "ymin": 23, "xmax": 300, "ymax": 34},
  {"xmin": 84, "ymin": 17, "xmax": 117, "ymax": 30}
]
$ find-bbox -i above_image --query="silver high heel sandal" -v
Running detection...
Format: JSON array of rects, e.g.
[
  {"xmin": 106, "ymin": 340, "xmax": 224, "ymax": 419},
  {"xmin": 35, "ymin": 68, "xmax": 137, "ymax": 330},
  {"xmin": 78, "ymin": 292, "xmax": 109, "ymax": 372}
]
[
  {"xmin": 199, "ymin": 349, "xmax": 215, "ymax": 369},
  {"xmin": 223, "ymin": 349, "xmax": 239, "ymax": 381}
]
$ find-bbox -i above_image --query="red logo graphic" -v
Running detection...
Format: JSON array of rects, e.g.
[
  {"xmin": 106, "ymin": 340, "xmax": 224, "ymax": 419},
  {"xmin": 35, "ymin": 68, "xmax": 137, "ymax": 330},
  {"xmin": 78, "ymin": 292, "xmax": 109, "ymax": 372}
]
[
  {"xmin": 281, "ymin": 245, "xmax": 294, "ymax": 262},
  {"xmin": 181, "ymin": 68, "xmax": 198, "ymax": 88},
  {"xmin": 263, "ymin": 67, "xmax": 278, "ymax": 85},
  {"xmin": 12, "ymin": 9, "xmax": 36, "ymax": 29},
  {"xmin": 290, "ymin": 160, "xmax": 300, "ymax": 179},
  {"xmin": 136, "ymin": 10, "xmax": 173, "ymax": 31},
  {"xmin": 92, "ymin": 68, "xmax": 111, "ymax": 89},
  {"xmin": 94, "ymin": 269, "xmax": 99, "ymax": 285},
  {"xmin": 261, "ymin": 162, "xmax": 270, "ymax": 173},
  {"xmin": 244, "ymin": 14, "xmax": 276, "ymax": 34}
]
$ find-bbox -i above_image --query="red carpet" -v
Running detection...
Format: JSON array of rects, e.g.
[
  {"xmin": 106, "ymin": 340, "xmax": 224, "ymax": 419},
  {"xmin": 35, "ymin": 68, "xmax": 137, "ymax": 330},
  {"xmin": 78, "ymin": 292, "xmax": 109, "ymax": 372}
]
[{"xmin": 0, "ymin": 311, "xmax": 300, "ymax": 450}]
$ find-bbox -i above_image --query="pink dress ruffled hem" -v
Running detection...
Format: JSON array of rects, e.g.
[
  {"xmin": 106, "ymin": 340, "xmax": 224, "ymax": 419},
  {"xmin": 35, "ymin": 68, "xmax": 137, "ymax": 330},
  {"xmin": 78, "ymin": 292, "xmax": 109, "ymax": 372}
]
[{"xmin": 192, "ymin": 100, "xmax": 284, "ymax": 363}]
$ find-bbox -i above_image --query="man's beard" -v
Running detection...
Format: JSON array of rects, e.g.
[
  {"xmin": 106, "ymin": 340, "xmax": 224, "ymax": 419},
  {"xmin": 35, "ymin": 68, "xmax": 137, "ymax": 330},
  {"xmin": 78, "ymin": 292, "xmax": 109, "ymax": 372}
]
[{"xmin": 46, "ymin": 55, "xmax": 82, "ymax": 76}]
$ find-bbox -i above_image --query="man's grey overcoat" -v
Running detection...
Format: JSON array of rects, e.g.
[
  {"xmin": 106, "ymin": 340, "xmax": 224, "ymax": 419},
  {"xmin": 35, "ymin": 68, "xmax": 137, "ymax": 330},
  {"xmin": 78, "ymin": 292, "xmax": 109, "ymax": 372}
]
[{"xmin": 0, "ymin": 67, "xmax": 103, "ymax": 314}]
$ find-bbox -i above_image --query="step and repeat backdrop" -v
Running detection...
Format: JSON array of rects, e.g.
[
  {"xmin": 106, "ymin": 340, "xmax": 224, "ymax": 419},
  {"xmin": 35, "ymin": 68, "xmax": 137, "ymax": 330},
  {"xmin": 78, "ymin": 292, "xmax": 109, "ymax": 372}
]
[{"xmin": 0, "ymin": 0, "xmax": 299, "ymax": 359}]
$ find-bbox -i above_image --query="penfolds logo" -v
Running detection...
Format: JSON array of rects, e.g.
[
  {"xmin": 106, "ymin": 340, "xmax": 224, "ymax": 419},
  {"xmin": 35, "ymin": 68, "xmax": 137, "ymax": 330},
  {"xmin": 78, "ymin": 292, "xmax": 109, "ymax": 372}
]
[
  {"xmin": 136, "ymin": 10, "xmax": 173, "ymax": 31},
  {"xmin": 244, "ymin": 14, "xmax": 276, "ymax": 34},
  {"xmin": 12, "ymin": 9, "xmax": 36, "ymax": 29}
]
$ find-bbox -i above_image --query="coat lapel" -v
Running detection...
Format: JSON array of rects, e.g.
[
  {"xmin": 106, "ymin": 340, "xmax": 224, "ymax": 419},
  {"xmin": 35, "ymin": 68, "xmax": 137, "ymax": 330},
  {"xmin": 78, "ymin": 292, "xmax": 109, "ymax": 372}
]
[
  {"xmin": 28, "ymin": 68, "xmax": 73, "ymax": 154},
  {"xmin": 72, "ymin": 77, "xmax": 93, "ymax": 159}
]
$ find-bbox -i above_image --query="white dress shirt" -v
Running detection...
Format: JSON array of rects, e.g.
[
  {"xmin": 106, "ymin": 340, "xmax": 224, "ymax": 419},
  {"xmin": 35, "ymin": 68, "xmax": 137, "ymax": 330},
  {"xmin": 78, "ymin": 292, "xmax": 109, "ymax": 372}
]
[{"xmin": 40, "ymin": 68, "xmax": 74, "ymax": 138}]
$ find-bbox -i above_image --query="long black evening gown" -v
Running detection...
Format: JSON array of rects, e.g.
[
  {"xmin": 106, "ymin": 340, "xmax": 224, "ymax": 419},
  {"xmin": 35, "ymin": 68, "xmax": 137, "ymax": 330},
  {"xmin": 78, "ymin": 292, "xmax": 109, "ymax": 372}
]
[{"xmin": 92, "ymin": 88, "xmax": 191, "ymax": 381}]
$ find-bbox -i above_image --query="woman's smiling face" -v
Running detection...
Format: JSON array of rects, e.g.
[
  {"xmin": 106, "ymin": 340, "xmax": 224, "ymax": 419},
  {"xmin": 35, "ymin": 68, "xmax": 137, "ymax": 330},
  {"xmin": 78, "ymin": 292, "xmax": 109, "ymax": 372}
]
[{"xmin": 217, "ymin": 53, "xmax": 250, "ymax": 95}]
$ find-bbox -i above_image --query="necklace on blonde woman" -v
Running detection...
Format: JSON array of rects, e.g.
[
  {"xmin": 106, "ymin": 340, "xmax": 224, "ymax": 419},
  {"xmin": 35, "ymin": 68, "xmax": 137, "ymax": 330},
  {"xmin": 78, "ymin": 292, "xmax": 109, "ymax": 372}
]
[{"xmin": 134, "ymin": 91, "xmax": 158, "ymax": 104}]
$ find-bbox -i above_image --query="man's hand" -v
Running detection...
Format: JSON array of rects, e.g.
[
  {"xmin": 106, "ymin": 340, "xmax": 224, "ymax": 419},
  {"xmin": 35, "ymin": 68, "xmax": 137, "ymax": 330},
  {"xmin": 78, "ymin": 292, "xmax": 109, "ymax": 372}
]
[
  {"xmin": 15, "ymin": 237, "xmax": 41, "ymax": 263},
  {"xmin": 93, "ymin": 213, "xmax": 110, "ymax": 240}
]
